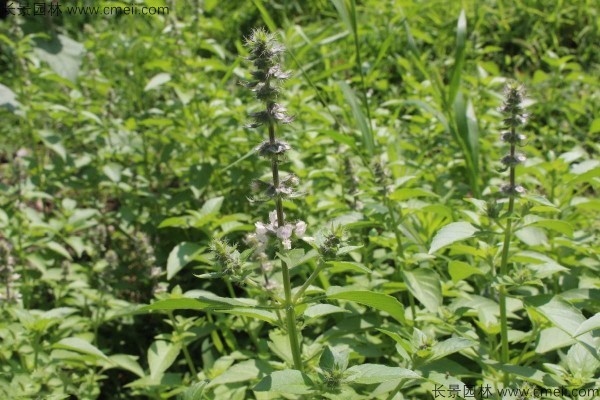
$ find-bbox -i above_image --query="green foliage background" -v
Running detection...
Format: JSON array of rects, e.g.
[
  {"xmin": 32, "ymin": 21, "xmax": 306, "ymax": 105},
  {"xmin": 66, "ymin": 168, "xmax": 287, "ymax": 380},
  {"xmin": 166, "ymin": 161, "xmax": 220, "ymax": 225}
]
[{"xmin": 0, "ymin": 0, "xmax": 598, "ymax": 398}]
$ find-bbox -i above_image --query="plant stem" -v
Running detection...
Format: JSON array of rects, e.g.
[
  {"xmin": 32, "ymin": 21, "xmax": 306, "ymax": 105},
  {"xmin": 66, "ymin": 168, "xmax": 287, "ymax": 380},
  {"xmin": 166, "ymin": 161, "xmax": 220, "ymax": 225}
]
[
  {"xmin": 293, "ymin": 260, "xmax": 326, "ymax": 304},
  {"xmin": 168, "ymin": 312, "xmax": 198, "ymax": 378},
  {"xmin": 268, "ymin": 120, "xmax": 303, "ymax": 371},
  {"xmin": 498, "ymin": 137, "xmax": 516, "ymax": 386}
]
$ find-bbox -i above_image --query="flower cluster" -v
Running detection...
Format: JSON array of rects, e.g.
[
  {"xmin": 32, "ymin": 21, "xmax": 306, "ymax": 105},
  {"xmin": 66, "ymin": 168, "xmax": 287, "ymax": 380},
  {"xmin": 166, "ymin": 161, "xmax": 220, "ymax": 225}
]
[
  {"xmin": 499, "ymin": 82, "xmax": 528, "ymax": 196},
  {"xmin": 0, "ymin": 239, "xmax": 21, "ymax": 303},
  {"xmin": 210, "ymin": 239, "xmax": 244, "ymax": 279},
  {"xmin": 244, "ymin": 28, "xmax": 294, "ymax": 129},
  {"xmin": 249, "ymin": 210, "xmax": 307, "ymax": 250}
]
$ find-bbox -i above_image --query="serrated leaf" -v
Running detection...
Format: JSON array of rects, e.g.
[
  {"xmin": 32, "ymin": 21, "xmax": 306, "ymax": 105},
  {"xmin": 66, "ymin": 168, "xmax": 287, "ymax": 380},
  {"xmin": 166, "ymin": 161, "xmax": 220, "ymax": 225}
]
[
  {"xmin": 326, "ymin": 286, "xmax": 405, "ymax": 323},
  {"xmin": 524, "ymin": 219, "xmax": 574, "ymax": 237},
  {"xmin": 215, "ymin": 308, "xmax": 278, "ymax": 325},
  {"xmin": 45, "ymin": 241, "xmax": 73, "ymax": 261},
  {"xmin": 574, "ymin": 314, "xmax": 600, "ymax": 337},
  {"xmin": 167, "ymin": 242, "xmax": 202, "ymax": 280},
  {"xmin": 53, "ymin": 337, "xmax": 108, "ymax": 360},
  {"xmin": 343, "ymin": 364, "xmax": 420, "ymax": 384},
  {"xmin": 328, "ymin": 261, "xmax": 370, "ymax": 274},
  {"xmin": 402, "ymin": 268, "xmax": 442, "ymax": 313},
  {"xmin": 253, "ymin": 370, "xmax": 314, "ymax": 394},
  {"xmin": 139, "ymin": 298, "xmax": 227, "ymax": 312},
  {"xmin": 108, "ymin": 354, "xmax": 145, "ymax": 378},
  {"xmin": 207, "ymin": 359, "xmax": 272, "ymax": 388},
  {"xmin": 431, "ymin": 337, "xmax": 475, "ymax": 361},
  {"xmin": 429, "ymin": 222, "xmax": 478, "ymax": 254},
  {"xmin": 448, "ymin": 260, "xmax": 484, "ymax": 283},
  {"xmin": 148, "ymin": 341, "xmax": 181, "ymax": 380},
  {"xmin": 304, "ymin": 304, "xmax": 349, "ymax": 321}
]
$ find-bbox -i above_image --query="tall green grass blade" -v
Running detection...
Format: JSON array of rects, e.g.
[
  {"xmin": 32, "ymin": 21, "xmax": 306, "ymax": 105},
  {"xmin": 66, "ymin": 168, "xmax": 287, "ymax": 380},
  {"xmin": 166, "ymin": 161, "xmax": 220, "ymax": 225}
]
[
  {"xmin": 330, "ymin": 0, "xmax": 352, "ymax": 33},
  {"xmin": 252, "ymin": 0, "xmax": 277, "ymax": 32},
  {"xmin": 448, "ymin": 9, "xmax": 467, "ymax": 106},
  {"xmin": 453, "ymin": 91, "xmax": 480, "ymax": 194},
  {"xmin": 340, "ymin": 81, "xmax": 374, "ymax": 154}
]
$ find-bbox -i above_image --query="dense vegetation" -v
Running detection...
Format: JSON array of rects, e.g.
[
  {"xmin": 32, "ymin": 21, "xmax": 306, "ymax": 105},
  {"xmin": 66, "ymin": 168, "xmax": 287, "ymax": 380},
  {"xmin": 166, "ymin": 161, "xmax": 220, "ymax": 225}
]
[{"xmin": 0, "ymin": 0, "xmax": 598, "ymax": 399}]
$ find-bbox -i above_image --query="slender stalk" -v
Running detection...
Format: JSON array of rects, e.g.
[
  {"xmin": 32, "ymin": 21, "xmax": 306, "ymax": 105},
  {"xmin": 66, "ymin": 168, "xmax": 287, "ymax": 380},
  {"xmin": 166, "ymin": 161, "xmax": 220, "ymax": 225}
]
[
  {"xmin": 267, "ymin": 119, "xmax": 303, "ymax": 371},
  {"xmin": 168, "ymin": 312, "xmax": 198, "ymax": 378},
  {"xmin": 293, "ymin": 260, "xmax": 326, "ymax": 304}
]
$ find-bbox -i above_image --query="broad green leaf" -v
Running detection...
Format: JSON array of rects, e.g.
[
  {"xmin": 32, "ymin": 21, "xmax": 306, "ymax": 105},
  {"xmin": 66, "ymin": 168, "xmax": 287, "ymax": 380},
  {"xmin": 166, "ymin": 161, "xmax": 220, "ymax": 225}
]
[
  {"xmin": 207, "ymin": 359, "xmax": 272, "ymax": 388},
  {"xmin": 304, "ymin": 304, "xmax": 349, "ymax": 321},
  {"xmin": 35, "ymin": 34, "xmax": 85, "ymax": 81},
  {"xmin": 144, "ymin": 72, "xmax": 171, "ymax": 91},
  {"xmin": 103, "ymin": 163, "xmax": 123, "ymax": 183},
  {"xmin": 574, "ymin": 314, "xmax": 600, "ymax": 337},
  {"xmin": 139, "ymin": 298, "xmax": 227, "ymax": 312},
  {"xmin": 167, "ymin": 242, "xmax": 202, "ymax": 280},
  {"xmin": 253, "ymin": 370, "xmax": 314, "ymax": 395},
  {"xmin": 429, "ymin": 222, "xmax": 478, "ymax": 254},
  {"xmin": 0, "ymin": 83, "xmax": 20, "ymax": 111},
  {"xmin": 524, "ymin": 295, "xmax": 586, "ymax": 337},
  {"xmin": 53, "ymin": 338, "xmax": 108, "ymax": 360},
  {"xmin": 390, "ymin": 188, "xmax": 437, "ymax": 201},
  {"xmin": 448, "ymin": 260, "xmax": 484, "ymax": 283},
  {"xmin": 487, "ymin": 362, "xmax": 560, "ymax": 387},
  {"xmin": 215, "ymin": 308, "xmax": 278, "ymax": 325},
  {"xmin": 38, "ymin": 130, "xmax": 67, "ymax": 161},
  {"xmin": 402, "ymin": 268, "xmax": 442, "ymax": 313},
  {"xmin": 343, "ymin": 364, "xmax": 420, "ymax": 384},
  {"xmin": 320, "ymin": 346, "xmax": 349, "ymax": 373},
  {"xmin": 326, "ymin": 286, "xmax": 405, "ymax": 323},
  {"xmin": 524, "ymin": 219, "xmax": 574, "ymax": 237},
  {"xmin": 108, "ymin": 354, "xmax": 145, "ymax": 378},
  {"xmin": 45, "ymin": 241, "xmax": 73, "ymax": 261},
  {"xmin": 328, "ymin": 261, "xmax": 370, "ymax": 274},
  {"xmin": 148, "ymin": 341, "xmax": 181, "ymax": 380},
  {"xmin": 431, "ymin": 337, "xmax": 475, "ymax": 361},
  {"xmin": 182, "ymin": 381, "xmax": 208, "ymax": 400},
  {"xmin": 566, "ymin": 343, "xmax": 600, "ymax": 379},
  {"xmin": 200, "ymin": 196, "xmax": 224, "ymax": 217}
]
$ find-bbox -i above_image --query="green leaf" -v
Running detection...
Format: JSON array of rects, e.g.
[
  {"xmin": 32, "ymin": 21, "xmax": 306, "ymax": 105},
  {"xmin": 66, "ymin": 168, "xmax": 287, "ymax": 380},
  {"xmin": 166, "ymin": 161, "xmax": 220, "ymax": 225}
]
[
  {"xmin": 182, "ymin": 381, "xmax": 208, "ymax": 400},
  {"xmin": 574, "ymin": 314, "xmax": 600, "ymax": 337},
  {"xmin": 339, "ymin": 81, "xmax": 374, "ymax": 154},
  {"xmin": 103, "ymin": 163, "xmax": 123, "ymax": 183},
  {"xmin": 38, "ymin": 130, "xmax": 67, "ymax": 161},
  {"xmin": 304, "ymin": 304, "xmax": 349, "ymax": 321},
  {"xmin": 389, "ymin": 188, "xmax": 437, "ymax": 201},
  {"xmin": 166, "ymin": 242, "xmax": 202, "ymax": 280},
  {"xmin": 431, "ymin": 337, "xmax": 475, "ymax": 361},
  {"xmin": 253, "ymin": 370, "xmax": 314, "ymax": 395},
  {"xmin": 45, "ymin": 241, "xmax": 73, "ymax": 261},
  {"xmin": 429, "ymin": 222, "xmax": 478, "ymax": 254},
  {"xmin": 108, "ymin": 354, "xmax": 145, "ymax": 378},
  {"xmin": 448, "ymin": 9, "xmax": 467, "ymax": 105},
  {"xmin": 524, "ymin": 295, "xmax": 585, "ymax": 337},
  {"xmin": 53, "ymin": 338, "xmax": 108, "ymax": 360},
  {"xmin": 320, "ymin": 346, "xmax": 349, "ymax": 373},
  {"xmin": 328, "ymin": 261, "xmax": 370, "ymax": 274},
  {"xmin": 487, "ymin": 362, "xmax": 560, "ymax": 387},
  {"xmin": 139, "ymin": 298, "xmax": 227, "ymax": 312},
  {"xmin": 524, "ymin": 219, "xmax": 574, "ymax": 237},
  {"xmin": 148, "ymin": 341, "xmax": 181, "ymax": 380},
  {"xmin": 402, "ymin": 268, "xmax": 442, "ymax": 313},
  {"xmin": 144, "ymin": 72, "xmax": 171, "ymax": 91},
  {"xmin": 207, "ymin": 359, "xmax": 273, "ymax": 388},
  {"xmin": 34, "ymin": 34, "xmax": 84, "ymax": 82},
  {"xmin": 215, "ymin": 308, "xmax": 278, "ymax": 325},
  {"xmin": 330, "ymin": 0, "xmax": 352, "ymax": 34},
  {"xmin": 200, "ymin": 196, "xmax": 224, "ymax": 216},
  {"xmin": 343, "ymin": 364, "xmax": 420, "ymax": 384},
  {"xmin": 326, "ymin": 286, "xmax": 405, "ymax": 323},
  {"xmin": 448, "ymin": 260, "xmax": 484, "ymax": 283},
  {"xmin": 0, "ymin": 83, "xmax": 20, "ymax": 112}
]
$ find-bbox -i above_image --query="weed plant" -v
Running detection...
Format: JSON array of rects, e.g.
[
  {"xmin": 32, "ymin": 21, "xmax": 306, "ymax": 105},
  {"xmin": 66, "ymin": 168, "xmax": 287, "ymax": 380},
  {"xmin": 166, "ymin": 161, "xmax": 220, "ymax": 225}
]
[{"xmin": 0, "ymin": 1, "xmax": 598, "ymax": 399}]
